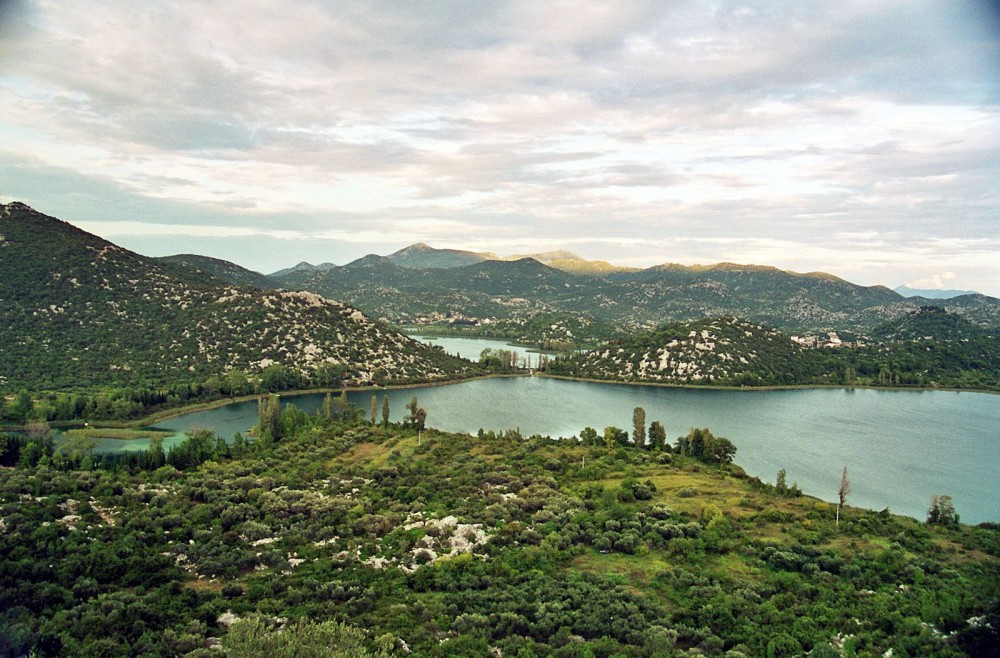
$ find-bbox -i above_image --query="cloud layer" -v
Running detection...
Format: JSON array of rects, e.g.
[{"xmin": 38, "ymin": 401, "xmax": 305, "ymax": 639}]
[{"xmin": 1, "ymin": 1, "xmax": 997, "ymax": 292}]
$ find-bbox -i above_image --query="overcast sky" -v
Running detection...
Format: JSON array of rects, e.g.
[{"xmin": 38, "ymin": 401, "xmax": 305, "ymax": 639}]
[{"xmin": 1, "ymin": 1, "xmax": 998, "ymax": 294}]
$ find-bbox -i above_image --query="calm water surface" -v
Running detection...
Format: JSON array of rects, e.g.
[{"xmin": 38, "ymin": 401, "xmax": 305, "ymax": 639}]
[
  {"xmin": 414, "ymin": 334, "xmax": 548, "ymax": 366},
  {"xmin": 94, "ymin": 372, "xmax": 1000, "ymax": 524}
]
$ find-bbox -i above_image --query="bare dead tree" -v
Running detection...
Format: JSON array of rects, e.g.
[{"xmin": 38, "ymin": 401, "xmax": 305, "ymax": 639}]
[{"xmin": 837, "ymin": 465, "xmax": 851, "ymax": 528}]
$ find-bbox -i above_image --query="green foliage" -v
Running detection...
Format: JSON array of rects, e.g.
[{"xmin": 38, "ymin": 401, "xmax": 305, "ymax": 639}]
[
  {"xmin": 0, "ymin": 394, "xmax": 996, "ymax": 657},
  {"xmin": 675, "ymin": 427, "xmax": 737, "ymax": 464},
  {"xmin": 222, "ymin": 616, "xmax": 390, "ymax": 657},
  {"xmin": 648, "ymin": 420, "xmax": 668, "ymax": 452},
  {"xmin": 405, "ymin": 396, "xmax": 426, "ymax": 431},
  {"xmin": 258, "ymin": 395, "xmax": 283, "ymax": 442},
  {"xmin": 927, "ymin": 494, "xmax": 960, "ymax": 527}
]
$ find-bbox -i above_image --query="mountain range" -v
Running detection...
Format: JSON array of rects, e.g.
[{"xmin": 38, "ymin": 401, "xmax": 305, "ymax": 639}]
[
  {"xmin": 240, "ymin": 245, "xmax": 998, "ymax": 334},
  {"xmin": 893, "ymin": 285, "xmax": 979, "ymax": 299},
  {"xmin": 0, "ymin": 203, "xmax": 473, "ymax": 391},
  {"xmin": 4, "ymin": 203, "xmax": 998, "ymax": 396}
]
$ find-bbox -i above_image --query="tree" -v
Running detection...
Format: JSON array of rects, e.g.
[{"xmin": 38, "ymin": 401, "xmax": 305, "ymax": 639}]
[
  {"xmin": 648, "ymin": 421, "xmax": 667, "ymax": 451},
  {"xmin": 370, "ymin": 394, "xmax": 378, "ymax": 425},
  {"xmin": 381, "ymin": 395, "xmax": 390, "ymax": 428},
  {"xmin": 60, "ymin": 429, "xmax": 97, "ymax": 465},
  {"xmin": 148, "ymin": 436, "xmax": 166, "ymax": 468},
  {"xmin": 632, "ymin": 407, "xmax": 646, "ymax": 448},
  {"xmin": 258, "ymin": 395, "xmax": 282, "ymax": 442},
  {"xmin": 580, "ymin": 426, "xmax": 599, "ymax": 446},
  {"xmin": 927, "ymin": 494, "xmax": 959, "ymax": 526},
  {"xmin": 221, "ymin": 616, "xmax": 390, "ymax": 657},
  {"xmin": 603, "ymin": 426, "xmax": 628, "ymax": 449},
  {"xmin": 10, "ymin": 389, "xmax": 33, "ymax": 423},
  {"xmin": 313, "ymin": 362, "xmax": 349, "ymax": 388},
  {"xmin": 776, "ymin": 469, "xmax": 788, "ymax": 495},
  {"xmin": 406, "ymin": 396, "xmax": 426, "ymax": 431},
  {"xmin": 322, "ymin": 392, "xmax": 334, "ymax": 420},
  {"xmin": 837, "ymin": 465, "xmax": 850, "ymax": 527}
]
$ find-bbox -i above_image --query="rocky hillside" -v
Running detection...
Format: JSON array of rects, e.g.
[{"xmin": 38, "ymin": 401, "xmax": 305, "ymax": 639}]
[
  {"xmin": 550, "ymin": 317, "xmax": 820, "ymax": 385},
  {"xmin": 547, "ymin": 312, "xmax": 1000, "ymax": 391},
  {"xmin": 0, "ymin": 203, "xmax": 474, "ymax": 391}
]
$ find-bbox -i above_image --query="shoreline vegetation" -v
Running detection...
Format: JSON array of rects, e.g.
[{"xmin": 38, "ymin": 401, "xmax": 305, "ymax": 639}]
[{"xmin": 61, "ymin": 428, "xmax": 173, "ymax": 442}]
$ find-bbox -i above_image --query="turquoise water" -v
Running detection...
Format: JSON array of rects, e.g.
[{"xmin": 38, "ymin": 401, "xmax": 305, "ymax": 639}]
[{"xmin": 115, "ymin": 376, "xmax": 1000, "ymax": 524}]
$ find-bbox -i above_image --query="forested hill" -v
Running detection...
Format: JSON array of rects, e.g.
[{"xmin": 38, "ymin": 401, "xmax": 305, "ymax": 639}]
[
  {"xmin": 0, "ymin": 203, "xmax": 474, "ymax": 391},
  {"xmin": 547, "ymin": 313, "xmax": 1000, "ymax": 391}
]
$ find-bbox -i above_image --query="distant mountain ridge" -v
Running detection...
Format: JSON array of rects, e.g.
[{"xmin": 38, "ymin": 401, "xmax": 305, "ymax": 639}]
[
  {"xmin": 894, "ymin": 285, "xmax": 979, "ymax": 299},
  {"xmin": 387, "ymin": 243, "xmax": 496, "ymax": 269},
  {"xmin": 268, "ymin": 261, "xmax": 337, "ymax": 278},
  {"xmin": 0, "ymin": 203, "xmax": 473, "ymax": 391},
  {"xmin": 266, "ymin": 251, "xmax": 999, "ymax": 332}
]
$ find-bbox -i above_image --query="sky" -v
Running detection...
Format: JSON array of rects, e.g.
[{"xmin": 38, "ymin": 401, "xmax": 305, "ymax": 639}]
[{"xmin": 1, "ymin": 1, "xmax": 998, "ymax": 295}]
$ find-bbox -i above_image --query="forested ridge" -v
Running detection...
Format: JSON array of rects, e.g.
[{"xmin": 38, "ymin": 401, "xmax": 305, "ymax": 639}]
[{"xmin": 1, "ymin": 398, "xmax": 997, "ymax": 657}]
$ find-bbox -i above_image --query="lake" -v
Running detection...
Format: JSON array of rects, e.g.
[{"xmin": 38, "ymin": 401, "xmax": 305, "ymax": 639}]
[
  {"xmin": 94, "ymin": 361, "xmax": 999, "ymax": 525},
  {"xmin": 414, "ymin": 334, "xmax": 550, "ymax": 367}
]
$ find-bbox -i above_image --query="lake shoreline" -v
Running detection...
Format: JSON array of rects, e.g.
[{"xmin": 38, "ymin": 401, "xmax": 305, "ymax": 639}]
[{"xmin": 5, "ymin": 371, "xmax": 993, "ymax": 434}]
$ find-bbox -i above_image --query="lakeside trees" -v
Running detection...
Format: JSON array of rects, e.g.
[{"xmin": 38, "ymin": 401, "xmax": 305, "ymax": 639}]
[{"xmin": 928, "ymin": 494, "xmax": 960, "ymax": 526}]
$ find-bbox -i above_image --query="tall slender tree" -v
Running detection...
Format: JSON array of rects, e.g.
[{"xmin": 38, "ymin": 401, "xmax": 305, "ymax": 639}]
[
  {"xmin": 370, "ymin": 394, "xmax": 378, "ymax": 425},
  {"xmin": 381, "ymin": 395, "xmax": 390, "ymax": 428},
  {"xmin": 258, "ymin": 395, "xmax": 282, "ymax": 443},
  {"xmin": 837, "ymin": 465, "xmax": 851, "ymax": 527},
  {"xmin": 632, "ymin": 407, "xmax": 646, "ymax": 448}
]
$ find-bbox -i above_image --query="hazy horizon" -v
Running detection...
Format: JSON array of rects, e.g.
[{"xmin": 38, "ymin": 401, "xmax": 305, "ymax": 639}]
[{"xmin": 1, "ymin": 2, "xmax": 997, "ymax": 295}]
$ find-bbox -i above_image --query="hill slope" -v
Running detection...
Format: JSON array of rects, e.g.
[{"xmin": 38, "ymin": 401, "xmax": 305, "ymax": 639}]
[
  {"xmin": 0, "ymin": 203, "xmax": 474, "ymax": 391},
  {"xmin": 549, "ymin": 316, "xmax": 823, "ymax": 385},
  {"xmin": 548, "ymin": 311, "xmax": 1000, "ymax": 391},
  {"xmin": 156, "ymin": 253, "xmax": 276, "ymax": 289}
]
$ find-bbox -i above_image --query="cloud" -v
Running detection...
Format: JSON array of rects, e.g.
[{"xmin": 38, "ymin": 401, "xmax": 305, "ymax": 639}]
[
  {"xmin": 0, "ymin": 1, "xmax": 997, "ymax": 295},
  {"xmin": 907, "ymin": 272, "xmax": 959, "ymax": 290}
]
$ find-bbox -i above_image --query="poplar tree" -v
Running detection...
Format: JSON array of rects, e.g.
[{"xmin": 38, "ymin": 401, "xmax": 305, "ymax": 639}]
[
  {"xmin": 632, "ymin": 407, "xmax": 646, "ymax": 448},
  {"xmin": 381, "ymin": 395, "xmax": 390, "ymax": 428},
  {"xmin": 258, "ymin": 395, "xmax": 282, "ymax": 443},
  {"xmin": 370, "ymin": 395, "xmax": 378, "ymax": 425}
]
